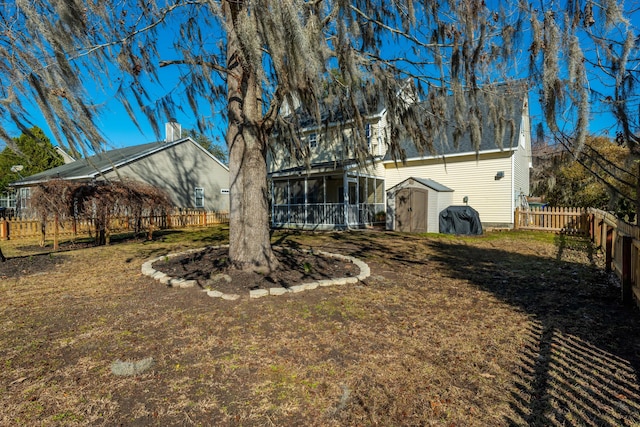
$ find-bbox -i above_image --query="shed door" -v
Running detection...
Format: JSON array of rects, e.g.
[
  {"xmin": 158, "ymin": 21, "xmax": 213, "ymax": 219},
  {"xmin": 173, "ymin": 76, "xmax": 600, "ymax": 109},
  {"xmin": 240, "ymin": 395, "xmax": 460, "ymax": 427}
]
[{"xmin": 396, "ymin": 188, "xmax": 428, "ymax": 233}]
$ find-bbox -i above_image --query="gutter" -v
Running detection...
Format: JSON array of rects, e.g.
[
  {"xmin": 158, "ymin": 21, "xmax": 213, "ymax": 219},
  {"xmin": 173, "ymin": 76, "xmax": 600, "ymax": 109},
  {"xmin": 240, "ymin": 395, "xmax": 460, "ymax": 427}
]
[{"xmin": 382, "ymin": 145, "xmax": 518, "ymax": 165}]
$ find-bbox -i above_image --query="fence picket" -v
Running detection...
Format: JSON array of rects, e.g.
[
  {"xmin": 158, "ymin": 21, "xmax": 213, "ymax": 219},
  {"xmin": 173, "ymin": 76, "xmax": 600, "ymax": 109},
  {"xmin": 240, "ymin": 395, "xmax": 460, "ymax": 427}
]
[
  {"xmin": 514, "ymin": 206, "xmax": 589, "ymax": 234},
  {"xmin": 516, "ymin": 207, "xmax": 640, "ymax": 308},
  {"xmin": 0, "ymin": 210, "xmax": 229, "ymax": 242}
]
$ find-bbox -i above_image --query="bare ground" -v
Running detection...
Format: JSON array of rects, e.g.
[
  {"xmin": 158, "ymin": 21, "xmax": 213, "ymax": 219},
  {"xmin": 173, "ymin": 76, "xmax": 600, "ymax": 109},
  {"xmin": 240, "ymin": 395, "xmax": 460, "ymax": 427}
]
[{"xmin": 0, "ymin": 228, "xmax": 639, "ymax": 426}]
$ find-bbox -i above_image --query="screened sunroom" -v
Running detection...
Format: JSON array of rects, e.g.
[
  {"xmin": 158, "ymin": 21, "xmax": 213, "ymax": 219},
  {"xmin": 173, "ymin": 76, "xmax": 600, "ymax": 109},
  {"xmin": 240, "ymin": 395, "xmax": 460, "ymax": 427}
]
[{"xmin": 270, "ymin": 165, "xmax": 385, "ymax": 230}]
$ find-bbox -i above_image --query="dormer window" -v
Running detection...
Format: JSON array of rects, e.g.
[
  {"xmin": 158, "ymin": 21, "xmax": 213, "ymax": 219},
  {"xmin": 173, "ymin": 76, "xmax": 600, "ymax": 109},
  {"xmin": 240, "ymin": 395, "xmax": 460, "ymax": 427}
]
[{"xmin": 308, "ymin": 133, "xmax": 318, "ymax": 149}]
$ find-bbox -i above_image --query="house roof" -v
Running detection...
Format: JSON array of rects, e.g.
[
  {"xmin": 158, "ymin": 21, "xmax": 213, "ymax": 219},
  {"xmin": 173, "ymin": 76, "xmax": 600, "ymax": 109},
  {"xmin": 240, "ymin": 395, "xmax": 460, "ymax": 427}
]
[
  {"xmin": 385, "ymin": 81, "xmax": 529, "ymax": 161},
  {"xmin": 284, "ymin": 94, "xmax": 385, "ymax": 131},
  {"xmin": 269, "ymin": 159, "xmax": 360, "ymax": 178},
  {"xmin": 280, "ymin": 78, "xmax": 415, "ymax": 131},
  {"xmin": 388, "ymin": 177, "xmax": 454, "ymax": 193},
  {"xmin": 54, "ymin": 146, "xmax": 76, "ymax": 164},
  {"xmin": 10, "ymin": 137, "xmax": 228, "ymax": 187}
]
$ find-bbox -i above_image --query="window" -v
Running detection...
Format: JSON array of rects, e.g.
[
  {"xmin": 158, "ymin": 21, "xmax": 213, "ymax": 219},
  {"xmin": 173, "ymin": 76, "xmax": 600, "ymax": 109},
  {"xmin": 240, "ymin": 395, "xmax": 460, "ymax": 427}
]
[
  {"xmin": 194, "ymin": 187, "xmax": 205, "ymax": 208},
  {"xmin": 308, "ymin": 133, "xmax": 318, "ymax": 149},
  {"xmin": 365, "ymin": 123, "xmax": 372, "ymax": 149}
]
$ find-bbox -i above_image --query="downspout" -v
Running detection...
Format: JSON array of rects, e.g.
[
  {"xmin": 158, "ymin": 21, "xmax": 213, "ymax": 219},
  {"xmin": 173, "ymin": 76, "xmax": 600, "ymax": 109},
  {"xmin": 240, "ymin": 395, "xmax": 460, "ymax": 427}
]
[
  {"xmin": 323, "ymin": 175, "xmax": 327, "ymax": 227},
  {"xmin": 511, "ymin": 154, "xmax": 516, "ymax": 226},
  {"xmin": 287, "ymin": 179, "xmax": 291, "ymax": 227},
  {"xmin": 343, "ymin": 171, "xmax": 349, "ymax": 229},
  {"xmin": 270, "ymin": 179, "xmax": 274, "ymax": 228},
  {"xmin": 356, "ymin": 172, "xmax": 360, "ymax": 226},
  {"xmin": 304, "ymin": 177, "xmax": 308, "ymax": 228}
]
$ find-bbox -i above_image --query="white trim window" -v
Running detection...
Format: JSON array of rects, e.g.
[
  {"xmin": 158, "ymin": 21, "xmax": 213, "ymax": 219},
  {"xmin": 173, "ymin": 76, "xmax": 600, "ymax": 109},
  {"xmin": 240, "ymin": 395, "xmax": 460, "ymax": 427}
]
[
  {"xmin": 194, "ymin": 187, "xmax": 205, "ymax": 208},
  {"xmin": 308, "ymin": 133, "xmax": 318, "ymax": 149}
]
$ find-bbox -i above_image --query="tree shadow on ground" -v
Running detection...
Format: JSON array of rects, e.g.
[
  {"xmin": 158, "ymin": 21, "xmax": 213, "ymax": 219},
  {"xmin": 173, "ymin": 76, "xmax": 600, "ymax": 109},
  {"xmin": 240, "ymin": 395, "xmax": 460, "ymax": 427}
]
[{"xmin": 427, "ymin": 235, "xmax": 640, "ymax": 426}]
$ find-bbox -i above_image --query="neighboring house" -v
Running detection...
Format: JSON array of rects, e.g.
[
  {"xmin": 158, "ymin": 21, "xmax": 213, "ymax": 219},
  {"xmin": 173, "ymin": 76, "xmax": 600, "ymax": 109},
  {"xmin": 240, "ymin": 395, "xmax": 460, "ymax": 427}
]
[
  {"xmin": 10, "ymin": 126, "xmax": 230, "ymax": 217},
  {"xmin": 54, "ymin": 146, "xmax": 77, "ymax": 164},
  {"xmin": 268, "ymin": 81, "xmax": 531, "ymax": 230}
]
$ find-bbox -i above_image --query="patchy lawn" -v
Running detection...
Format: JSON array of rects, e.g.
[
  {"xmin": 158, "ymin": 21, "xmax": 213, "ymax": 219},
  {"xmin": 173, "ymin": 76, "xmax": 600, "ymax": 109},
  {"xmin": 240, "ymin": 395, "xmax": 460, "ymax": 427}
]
[{"xmin": 0, "ymin": 228, "xmax": 639, "ymax": 426}]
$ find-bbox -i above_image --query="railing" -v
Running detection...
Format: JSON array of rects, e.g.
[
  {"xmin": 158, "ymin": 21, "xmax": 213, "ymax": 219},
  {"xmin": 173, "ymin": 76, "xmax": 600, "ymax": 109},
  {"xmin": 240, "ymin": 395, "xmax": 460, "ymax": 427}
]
[
  {"xmin": 272, "ymin": 203, "xmax": 385, "ymax": 228},
  {"xmin": 0, "ymin": 210, "xmax": 229, "ymax": 242},
  {"xmin": 514, "ymin": 206, "xmax": 590, "ymax": 234}
]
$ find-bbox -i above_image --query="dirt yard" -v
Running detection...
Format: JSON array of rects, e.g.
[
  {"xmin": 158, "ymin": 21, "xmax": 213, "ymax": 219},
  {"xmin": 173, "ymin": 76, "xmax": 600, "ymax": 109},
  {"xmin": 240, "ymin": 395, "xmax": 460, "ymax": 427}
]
[{"xmin": 1, "ymin": 227, "xmax": 639, "ymax": 426}]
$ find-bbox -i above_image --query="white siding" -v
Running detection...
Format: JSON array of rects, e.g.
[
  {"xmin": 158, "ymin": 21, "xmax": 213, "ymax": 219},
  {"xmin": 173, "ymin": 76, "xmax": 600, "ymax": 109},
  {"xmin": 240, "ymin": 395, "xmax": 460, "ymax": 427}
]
[
  {"xmin": 268, "ymin": 114, "xmax": 389, "ymax": 172},
  {"xmin": 384, "ymin": 152, "xmax": 515, "ymax": 226}
]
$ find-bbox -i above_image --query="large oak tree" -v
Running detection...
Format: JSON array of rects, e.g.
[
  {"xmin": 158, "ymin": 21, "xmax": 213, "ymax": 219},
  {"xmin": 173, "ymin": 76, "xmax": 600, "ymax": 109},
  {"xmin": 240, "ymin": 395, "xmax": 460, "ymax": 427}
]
[{"xmin": 0, "ymin": 0, "xmax": 634, "ymax": 267}]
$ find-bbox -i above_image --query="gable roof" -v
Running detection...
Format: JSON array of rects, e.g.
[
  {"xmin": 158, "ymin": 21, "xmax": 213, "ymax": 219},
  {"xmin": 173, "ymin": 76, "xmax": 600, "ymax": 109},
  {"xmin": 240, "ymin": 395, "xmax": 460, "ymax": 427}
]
[
  {"xmin": 388, "ymin": 177, "xmax": 454, "ymax": 193},
  {"xmin": 54, "ymin": 146, "xmax": 76, "ymax": 164},
  {"xmin": 280, "ymin": 78, "xmax": 416, "ymax": 131},
  {"xmin": 10, "ymin": 137, "xmax": 228, "ymax": 187},
  {"xmin": 385, "ymin": 81, "xmax": 529, "ymax": 161}
]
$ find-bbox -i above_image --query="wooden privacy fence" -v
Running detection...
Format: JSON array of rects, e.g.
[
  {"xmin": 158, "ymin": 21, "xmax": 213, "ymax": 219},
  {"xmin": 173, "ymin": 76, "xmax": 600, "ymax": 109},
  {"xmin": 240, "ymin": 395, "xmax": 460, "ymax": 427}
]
[
  {"xmin": 0, "ymin": 210, "xmax": 229, "ymax": 242},
  {"xmin": 514, "ymin": 206, "xmax": 590, "ymax": 234},
  {"xmin": 589, "ymin": 208, "xmax": 640, "ymax": 307},
  {"xmin": 515, "ymin": 206, "xmax": 639, "ymax": 307}
]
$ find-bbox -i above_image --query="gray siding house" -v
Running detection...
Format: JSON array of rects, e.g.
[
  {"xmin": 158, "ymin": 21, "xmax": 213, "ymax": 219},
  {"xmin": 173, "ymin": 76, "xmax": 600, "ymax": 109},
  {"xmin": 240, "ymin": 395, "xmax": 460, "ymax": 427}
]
[{"xmin": 10, "ymin": 136, "xmax": 229, "ymax": 216}]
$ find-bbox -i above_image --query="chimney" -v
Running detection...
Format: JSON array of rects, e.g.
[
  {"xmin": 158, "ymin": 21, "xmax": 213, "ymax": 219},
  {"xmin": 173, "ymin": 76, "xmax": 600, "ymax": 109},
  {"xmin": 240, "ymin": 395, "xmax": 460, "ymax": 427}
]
[{"xmin": 165, "ymin": 119, "xmax": 182, "ymax": 142}]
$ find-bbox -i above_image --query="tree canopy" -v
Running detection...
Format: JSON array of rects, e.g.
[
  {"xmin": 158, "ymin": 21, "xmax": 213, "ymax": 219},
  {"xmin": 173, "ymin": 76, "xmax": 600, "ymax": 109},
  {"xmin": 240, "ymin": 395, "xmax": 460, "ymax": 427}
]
[
  {"xmin": 532, "ymin": 135, "xmax": 637, "ymax": 218},
  {"xmin": 0, "ymin": 126, "xmax": 64, "ymax": 193},
  {"xmin": 0, "ymin": 0, "xmax": 636, "ymax": 268}
]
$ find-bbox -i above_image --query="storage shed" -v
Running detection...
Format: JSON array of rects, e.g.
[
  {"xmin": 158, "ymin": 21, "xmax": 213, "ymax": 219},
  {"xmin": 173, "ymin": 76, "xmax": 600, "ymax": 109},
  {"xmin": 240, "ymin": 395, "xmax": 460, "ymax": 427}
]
[{"xmin": 386, "ymin": 177, "xmax": 454, "ymax": 233}]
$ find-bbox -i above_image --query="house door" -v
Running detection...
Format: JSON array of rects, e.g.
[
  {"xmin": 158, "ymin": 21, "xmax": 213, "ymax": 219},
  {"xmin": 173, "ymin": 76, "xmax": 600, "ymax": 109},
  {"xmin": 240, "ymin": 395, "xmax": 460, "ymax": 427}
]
[{"xmin": 396, "ymin": 188, "xmax": 428, "ymax": 233}]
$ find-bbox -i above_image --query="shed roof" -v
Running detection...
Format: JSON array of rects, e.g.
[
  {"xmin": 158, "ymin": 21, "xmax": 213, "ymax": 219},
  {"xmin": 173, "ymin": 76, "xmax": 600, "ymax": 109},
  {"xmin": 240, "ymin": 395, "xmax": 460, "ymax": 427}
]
[{"xmin": 388, "ymin": 177, "xmax": 454, "ymax": 193}]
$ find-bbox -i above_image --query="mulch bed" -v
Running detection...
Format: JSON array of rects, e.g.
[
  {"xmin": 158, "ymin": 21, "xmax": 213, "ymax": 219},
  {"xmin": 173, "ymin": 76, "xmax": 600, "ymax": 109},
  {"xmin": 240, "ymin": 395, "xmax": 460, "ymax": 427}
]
[
  {"xmin": 0, "ymin": 253, "xmax": 68, "ymax": 279},
  {"xmin": 152, "ymin": 246, "xmax": 361, "ymax": 294}
]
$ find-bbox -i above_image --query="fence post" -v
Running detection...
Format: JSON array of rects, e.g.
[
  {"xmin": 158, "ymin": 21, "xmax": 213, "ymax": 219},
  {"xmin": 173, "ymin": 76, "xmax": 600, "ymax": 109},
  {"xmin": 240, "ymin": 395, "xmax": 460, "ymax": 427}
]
[
  {"xmin": 606, "ymin": 226, "xmax": 614, "ymax": 273},
  {"xmin": 0, "ymin": 219, "xmax": 7, "ymax": 240},
  {"xmin": 514, "ymin": 208, "xmax": 520, "ymax": 230},
  {"xmin": 622, "ymin": 235, "xmax": 633, "ymax": 305}
]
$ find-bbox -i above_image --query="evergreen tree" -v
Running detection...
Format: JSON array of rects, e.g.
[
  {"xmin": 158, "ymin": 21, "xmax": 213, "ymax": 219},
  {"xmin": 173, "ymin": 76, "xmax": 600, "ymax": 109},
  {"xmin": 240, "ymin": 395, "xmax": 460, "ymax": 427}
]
[{"xmin": 0, "ymin": 127, "xmax": 64, "ymax": 193}]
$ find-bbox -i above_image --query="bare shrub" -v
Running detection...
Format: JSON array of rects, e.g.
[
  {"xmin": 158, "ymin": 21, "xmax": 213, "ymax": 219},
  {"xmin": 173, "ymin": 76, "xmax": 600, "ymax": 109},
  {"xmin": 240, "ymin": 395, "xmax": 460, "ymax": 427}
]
[{"xmin": 30, "ymin": 179, "xmax": 173, "ymax": 247}]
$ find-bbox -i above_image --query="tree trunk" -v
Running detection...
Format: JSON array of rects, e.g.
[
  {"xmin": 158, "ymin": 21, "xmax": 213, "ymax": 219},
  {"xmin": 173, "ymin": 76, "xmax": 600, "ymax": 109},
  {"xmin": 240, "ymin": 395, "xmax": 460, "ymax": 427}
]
[
  {"xmin": 53, "ymin": 213, "xmax": 59, "ymax": 251},
  {"xmin": 0, "ymin": 245, "xmax": 5, "ymax": 262},
  {"xmin": 636, "ymin": 162, "xmax": 640, "ymax": 224},
  {"xmin": 224, "ymin": 0, "xmax": 279, "ymax": 272}
]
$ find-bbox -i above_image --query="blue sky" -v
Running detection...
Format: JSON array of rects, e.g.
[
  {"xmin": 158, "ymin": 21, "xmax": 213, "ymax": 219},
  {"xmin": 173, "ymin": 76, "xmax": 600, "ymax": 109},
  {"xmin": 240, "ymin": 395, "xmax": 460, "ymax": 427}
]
[{"xmin": 0, "ymin": 2, "xmax": 635, "ymax": 153}]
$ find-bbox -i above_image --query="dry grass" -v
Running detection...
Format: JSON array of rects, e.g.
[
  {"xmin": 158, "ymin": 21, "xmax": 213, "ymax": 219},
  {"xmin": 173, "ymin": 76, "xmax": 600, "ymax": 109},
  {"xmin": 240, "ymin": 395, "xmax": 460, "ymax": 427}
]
[{"xmin": 0, "ymin": 228, "xmax": 639, "ymax": 426}]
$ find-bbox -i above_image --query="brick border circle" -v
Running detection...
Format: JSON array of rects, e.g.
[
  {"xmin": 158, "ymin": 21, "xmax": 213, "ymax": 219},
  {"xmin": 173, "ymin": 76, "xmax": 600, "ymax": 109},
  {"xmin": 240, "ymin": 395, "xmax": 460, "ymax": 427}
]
[{"xmin": 141, "ymin": 245, "xmax": 371, "ymax": 300}]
